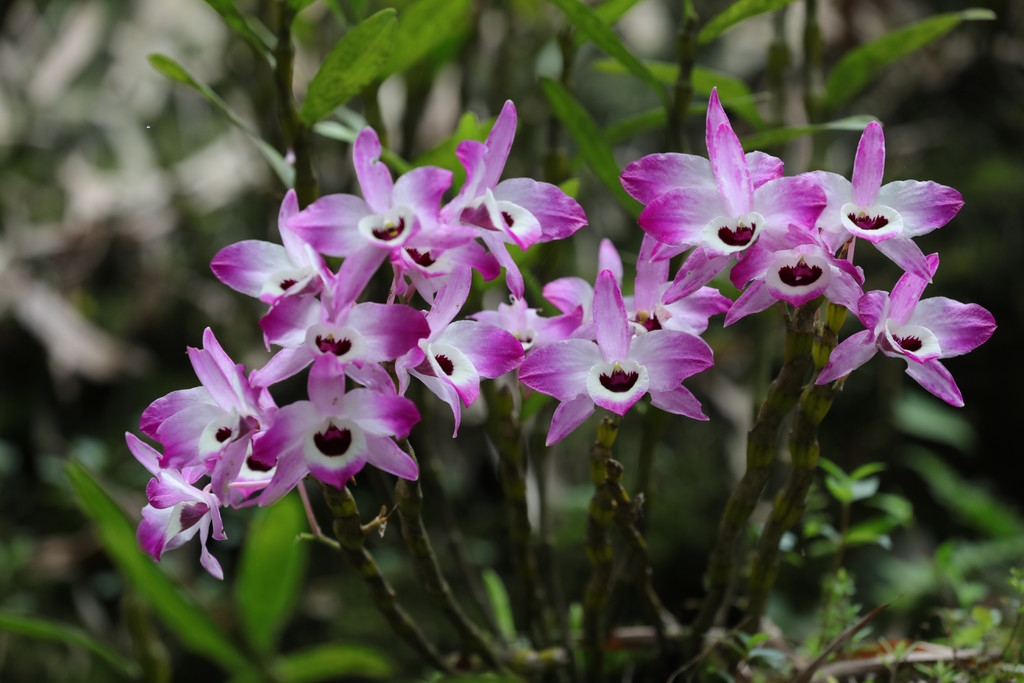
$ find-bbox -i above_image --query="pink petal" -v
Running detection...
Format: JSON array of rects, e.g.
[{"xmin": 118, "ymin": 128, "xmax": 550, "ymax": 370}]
[
  {"xmin": 710, "ymin": 122, "xmax": 753, "ymax": 216},
  {"xmin": 620, "ymin": 153, "xmax": 715, "ymax": 204},
  {"xmin": 598, "ymin": 238, "xmax": 624, "ymax": 284},
  {"xmin": 365, "ymin": 435, "xmax": 419, "ymax": 480},
  {"xmin": 392, "ymin": 165, "xmax": 452, "ymax": 219},
  {"xmin": 594, "ymin": 271, "xmax": 630, "ymax": 362},
  {"xmin": 856, "ymin": 290, "xmax": 889, "ymax": 331},
  {"xmin": 410, "ymin": 369, "xmax": 465, "ymax": 436},
  {"xmin": 428, "ymin": 267, "xmax": 472, "ymax": 332},
  {"xmin": 909, "ymin": 298, "xmax": 996, "ymax": 357},
  {"xmin": 344, "ymin": 388, "xmax": 421, "ymax": 439},
  {"xmin": 638, "ymin": 187, "xmax": 724, "ymax": 250},
  {"xmin": 629, "ymin": 329, "xmax": 714, "ymax": 389},
  {"xmin": 816, "ymin": 330, "xmax": 877, "ymax": 384},
  {"xmin": 649, "ymin": 384, "xmax": 707, "ymax": 420},
  {"xmin": 126, "ymin": 432, "xmax": 162, "ymax": 475},
  {"xmin": 480, "ymin": 100, "xmax": 517, "ymax": 190},
  {"xmin": 873, "ymin": 238, "xmax": 933, "ymax": 282},
  {"xmin": 439, "ymin": 320, "xmax": 524, "ymax": 378},
  {"xmin": 663, "ymin": 249, "xmax": 730, "ymax": 303},
  {"xmin": 544, "ymin": 277, "xmax": 593, "ymax": 316},
  {"xmin": 348, "ymin": 302, "xmax": 430, "ymax": 362},
  {"xmin": 725, "ymin": 281, "xmax": 775, "ymax": 325},
  {"xmin": 875, "ymin": 180, "xmax": 963, "ymax": 237},
  {"xmin": 852, "ymin": 122, "xmax": 885, "ymax": 206},
  {"xmin": 753, "ymin": 174, "xmax": 827, "ymax": 235},
  {"xmin": 519, "ymin": 339, "xmax": 603, "ymax": 401},
  {"xmin": 251, "ymin": 346, "xmax": 313, "ymax": 388},
  {"xmin": 903, "ymin": 359, "xmax": 963, "ymax": 407},
  {"xmin": 545, "ymin": 395, "xmax": 596, "ymax": 446},
  {"xmin": 210, "ymin": 241, "xmax": 292, "ymax": 298},
  {"xmin": 353, "ymin": 128, "xmax": 394, "ymax": 213},
  {"xmin": 888, "ymin": 253, "xmax": 939, "ymax": 324},
  {"xmin": 140, "ymin": 387, "xmax": 210, "ymax": 440},
  {"xmin": 286, "ymin": 193, "xmax": 372, "ymax": 257},
  {"xmin": 746, "ymin": 152, "xmax": 785, "ymax": 188}
]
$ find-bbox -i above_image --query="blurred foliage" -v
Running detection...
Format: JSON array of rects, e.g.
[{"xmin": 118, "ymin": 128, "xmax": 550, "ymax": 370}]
[{"xmin": 0, "ymin": 0, "xmax": 1022, "ymax": 680}]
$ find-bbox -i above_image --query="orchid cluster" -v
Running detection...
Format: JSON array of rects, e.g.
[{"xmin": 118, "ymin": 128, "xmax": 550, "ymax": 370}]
[{"xmin": 126, "ymin": 90, "xmax": 995, "ymax": 579}]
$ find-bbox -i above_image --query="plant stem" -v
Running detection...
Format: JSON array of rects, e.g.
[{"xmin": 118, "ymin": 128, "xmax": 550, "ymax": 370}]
[
  {"xmin": 744, "ymin": 302, "xmax": 847, "ymax": 631},
  {"xmin": 688, "ymin": 298, "xmax": 822, "ymax": 654},
  {"xmin": 393, "ymin": 442, "xmax": 505, "ymax": 670},
  {"xmin": 272, "ymin": 2, "xmax": 318, "ymax": 207},
  {"xmin": 669, "ymin": 0, "xmax": 699, "ymax": 153},
  {"xmin": 583, "ymin": 416, "xmax": 621, "ymax": 681},
  {"xmin": 319, "ymin": 482, "xmax": 452, "ymax": 673},
  {"xmin": 484, "ymin": 382, "xmax": 554, "ymax": 647}
]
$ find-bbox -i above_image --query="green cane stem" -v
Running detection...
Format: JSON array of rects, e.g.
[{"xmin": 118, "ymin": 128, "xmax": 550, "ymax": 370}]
[
  {"xmin": 689, "ymin": 298, "xmax": 822, "ymax": 653},
  {"xmin": 393, "ymin": 442, "xmax": 505, "ymax": 670},
  {"xmin": 319, "ymin": 482, "xmax": 452, "ymax": 673},
  {"xmin": 744, "ymin": 302, "xmax": 848, "ymax": 631},
  {"xmin": 484, "ymin": 383, "xmax": 553, "ymax": 646},
  {"xmin": 668, "ymin": 0, "xmax": 699, "ymax": 153},
  {"xmin": 272, "ymin": 2, "xmax": 317, "ymax": 207},
  {"xmin": 583, "ymin": 416, "xmax": 620, "ymax": 681}
]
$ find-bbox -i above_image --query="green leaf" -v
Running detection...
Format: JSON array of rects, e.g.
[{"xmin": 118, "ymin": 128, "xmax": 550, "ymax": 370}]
[
  {"xmin": 904, "ymin": 447, "xmax": 1024, "ymax": 539},
  {"xmin": 204, "ymin": 0, "xmax": 276, "ymax": 61},
  {"xmin": 235, "ymin": 493, "xmax": 309, "ymax": 653},
  {"xmin": 66, "ymin": 460, "xmax": 252, "ymax": 674},
  {"xmin": 550, "ymin": 0, "xmax": 667, "ymax": 103},
  {"xmin": 300, "ymin": 9, "xmax": 397, "ymax": 126},
  {"xmin": 741, "ymin": 115, "xmax": 876, "ymax": 150},
  {"xmin": 481, "ymin": 569, "xmax": 517, "ymax": 641},
  {"xmin": 891, "ymin": 390, "xmax": 976, "ymax": 452},
  {"xmin": 228, "ymin": 644, "xmax": 392, "ymax": 683},
  {"xmin": 540, "ymin": 77, "xmax": 641, "ymax": 217},
  {"xmin": 0, "ymin": 612, "xmax": 140, "ymax": 679},
  {"xmin": 379, "ymin": 0, "xmax": 472, "ymax": 79},
  {"xmin": 823, "ymin": 9, "xmax": 996, "ymax": 111},
  {"xmin": 591, "ymin": 60, "xmax": 765, "ymax": 129},
  {"xmin": 147, "ymin": 54, "xmax": 295, "ymax": 187},
  {"xmin": 699, "ymin": 0, "xmax": 801, "ymax": 45},
  {"xmin": 572, "ymin": 0, "xmax": 645, "ymax": 46}
]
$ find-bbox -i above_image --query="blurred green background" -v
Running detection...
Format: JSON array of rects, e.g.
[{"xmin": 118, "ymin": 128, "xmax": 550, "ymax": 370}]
[{"xmin": 1, "ymin": 0, "xmax": 1022, "ymax": 679}]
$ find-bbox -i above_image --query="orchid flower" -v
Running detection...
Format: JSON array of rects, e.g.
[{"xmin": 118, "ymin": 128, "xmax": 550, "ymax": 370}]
[
  {"xmin": 250, "ymin": 272, "xmax": 429, "ymax": 389},
  {"xmin": 395, "ymin": 267, "xmax": 524, "ymax": 435},
  {"xmin": 470, "ymin": 296, "xmax": 583, "ymax": 353},
  {"xmin": 810, "ymin": 121, "xmax": 963, "ymax": 281},
  {"xmin": 139, "ymin": 328, "xmax": 275, "ymax": 500},
  {"xmin": 816, "ymin": 254, "xmax": 995, "ymax": 406},
  {"xmin": 252, "ymin": 357, "xmax": 421, "ymax": 506},
  {"xmin": 286, "ymin": 127, "xmax": 464, "ymax": 300},
  {"xmin": 127, "ymin": 433, "xmax": 227, "ymax": 579},
  {"xmin": 621, "ymin": 89, "xmax": 825, "ymax": 273},
  {"xmin": 442, "ymin": 100, "xmax": 588, "ymax": 297},
  {"xmin": 725, "ymin": 231, "xmax": 865, "ymax": 325},
  {"xmin": 519, "ymin": 270, "xmax": 714, "ymax": 445},
  {"xmin": 210, "ymin": 190, "xmax": 329, "ymax": 305}
]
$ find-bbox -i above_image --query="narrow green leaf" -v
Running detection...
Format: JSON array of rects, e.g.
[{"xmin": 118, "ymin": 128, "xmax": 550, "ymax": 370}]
[
  {"xmin": 0, "ymin": 612, "xmax": 140, "ymax": 679},
  {"xmin": 573, "ymin": 0, "xmax": 645, "ymax": 46},
  {"xmin": 379, "ymin": 0, "xmax": 472, "ymax": 79},
  {"xmin": 540, "ymin": 77, "xmax": 640, "ymax": 217},
  {"xmin": 66, "ymin": 460, "xmax": 252, "ymax": 674},
  {"xmin": 148, "ymin": 54, "xmax": 295, "ymax": 187},
  {"xmin": 289, "ymin": 0, "xmax": 318, "ymax": 11},
  {"xmin": 550, "ymin": 0, "xmax": 667, "ymax": 103},
  {"xmin": 274, "ymin": 644, "xmax": 393, "ymax": 681},
  {"xmin": 481, "ymin": 569, "xmax": 517, "ymax": 641},
  {"xmin": 740, "ymin": 115, "xmax": 876, "ymax": 150},
  {"xmin": 905, "ymin": 447, "xmax": 1024, "ymax": 539},
  {"xmin": 604, "ymin": 108, "xmax": 668, "ymax": 145},
  {"xmin": 204, "ymin": 0, "xmax": 275, "ymax": 60},
  {"xmin": 300, "ymin": 9, "xmax": 397, "ymax": 126},
  {"xmin": 591, "ymin": 60, "xmax": 765, "ymax": 129},
  {"xmin": 699, "ymin": 0, "xmax": 800, "ymax": 44},
  {"xmin": 823, "ymin": 9, "xmax": 996, "ymax": 111},
  {"xmin": 236, "ymin": 494, "xmax": 309, "ymax": 653}
]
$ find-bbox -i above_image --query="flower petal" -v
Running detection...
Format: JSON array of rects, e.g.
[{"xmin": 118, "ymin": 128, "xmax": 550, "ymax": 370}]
[
  {"xmin": 851, "ymin": 121, "xmax": 885, "ymax": 206},
  {"xmin": 545, "ymin": 395, "xmax": 596, "ymax": 446},
  {"xmin": 649, "ymin": 384, "xmax": 707, "ymax": 420},
  {"xmin": 876, "ymin": 180, "xmax": 963, "ymax": 237},
  {"xmin": 353, "ymin": 128, "xmax": 394, "ymax": 213},
  {"xmin": 519, "ymin": 339, "xmax": 603, "ymax": 401},
  {"xmin": 593, "ymin": 271, "xmax": 630, "ymax": 362},
  {"xmin": 908, "ymin": 298, "xmax": 996, "ymax": 357},
  {"xmin": 817, "ymin": 330, "xmax": 877, "ymax": 384},
  {"xmin": 620, "ymin": 153, "xmax": 715, "ymax": 204},
  {"xmin": 903, "ymin": 359, "xmax": 963, "ymax": 407}
]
